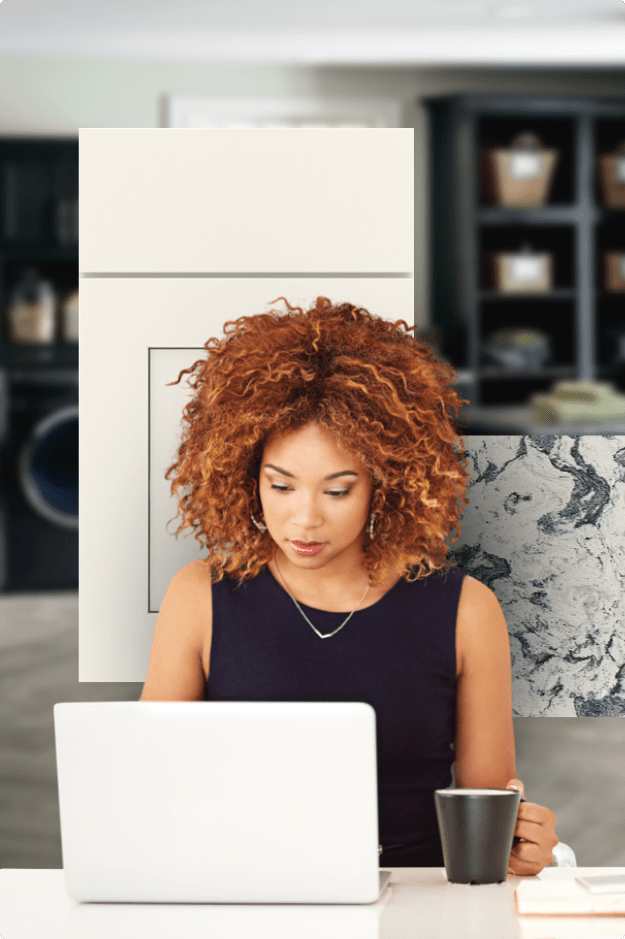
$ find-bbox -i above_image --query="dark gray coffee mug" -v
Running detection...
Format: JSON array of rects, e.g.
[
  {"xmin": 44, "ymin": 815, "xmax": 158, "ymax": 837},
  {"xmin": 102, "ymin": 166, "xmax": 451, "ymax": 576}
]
[{"xmin": 434, "ymin": 788, "xmax": 521, "ymax": 884}]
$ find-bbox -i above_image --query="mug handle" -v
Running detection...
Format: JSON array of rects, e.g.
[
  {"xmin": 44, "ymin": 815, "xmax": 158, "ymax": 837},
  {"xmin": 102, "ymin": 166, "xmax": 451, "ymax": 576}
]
[{"xmin": 512, "ymin": 797, "xmax": 525, "ymax": 847}]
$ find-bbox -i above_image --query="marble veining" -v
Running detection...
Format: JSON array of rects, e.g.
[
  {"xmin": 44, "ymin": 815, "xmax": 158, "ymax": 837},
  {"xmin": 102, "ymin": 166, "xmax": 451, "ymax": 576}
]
[{"xmin": 450, "ymin": 436, "xmax": 625, "ymax": 717}]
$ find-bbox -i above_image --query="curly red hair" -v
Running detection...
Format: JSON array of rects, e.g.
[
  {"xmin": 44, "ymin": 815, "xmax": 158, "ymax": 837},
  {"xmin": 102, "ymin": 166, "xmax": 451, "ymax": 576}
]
[{"xmin": 165, "ymin": 296, "xmax": 468, "ymax": 587}]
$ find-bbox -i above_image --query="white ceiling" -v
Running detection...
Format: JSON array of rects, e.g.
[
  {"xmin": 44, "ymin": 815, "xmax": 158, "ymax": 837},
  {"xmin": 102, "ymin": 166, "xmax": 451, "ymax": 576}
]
[{"xmin": 0, "ymin": 0, "xmax": 624, "ymax": 64}]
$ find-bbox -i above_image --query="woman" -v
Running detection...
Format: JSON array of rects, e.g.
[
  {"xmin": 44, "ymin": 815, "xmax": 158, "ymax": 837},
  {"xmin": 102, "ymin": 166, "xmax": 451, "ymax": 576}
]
[{"xmin": 141, "ymin": 296, "xmax": 558, "ymax": 874}]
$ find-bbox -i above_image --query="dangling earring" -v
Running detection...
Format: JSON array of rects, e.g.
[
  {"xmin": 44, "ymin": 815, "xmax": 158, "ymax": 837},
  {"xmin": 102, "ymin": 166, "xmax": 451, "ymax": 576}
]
[
  {"xmin": 368, "ymin": 513, "xmax": 376, "ymax": 539},
  {"xmin": 250, "ymin": 512, "xmax": 267, "ymax": 532}
]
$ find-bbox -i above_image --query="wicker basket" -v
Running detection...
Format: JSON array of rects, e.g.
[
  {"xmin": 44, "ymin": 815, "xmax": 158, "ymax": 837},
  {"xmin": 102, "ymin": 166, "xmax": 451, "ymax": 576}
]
[
  {"xmin": 604, "ymin": 251, "xmax": 625, "ymax": 292},
  {"xmin": 481, "ymin": 133, "xmax": 559, "ymax": 207},
  {"xmin": 598, "ymin": 144, "xmax": 625, "ymax": 208},
  {"xmin": 487, "ymin": 250, "xmax": 554, "ymax": 293}
]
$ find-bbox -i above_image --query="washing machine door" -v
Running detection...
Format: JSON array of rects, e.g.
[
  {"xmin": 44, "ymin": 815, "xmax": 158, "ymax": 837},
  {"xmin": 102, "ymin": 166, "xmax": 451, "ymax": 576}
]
[{"xmin": 17, "ymin": 403, "xmax": 78, "ymax": 531}]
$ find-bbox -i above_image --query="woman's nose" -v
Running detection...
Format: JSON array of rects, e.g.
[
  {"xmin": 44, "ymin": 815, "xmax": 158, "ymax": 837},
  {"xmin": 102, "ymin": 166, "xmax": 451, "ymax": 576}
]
[{"xmin": 290, "ymin": 492, "xmax": 323, "ymax": 527}]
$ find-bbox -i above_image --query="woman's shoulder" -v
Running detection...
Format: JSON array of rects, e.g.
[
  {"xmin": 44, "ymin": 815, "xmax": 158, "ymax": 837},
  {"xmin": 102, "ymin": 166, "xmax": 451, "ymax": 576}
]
[
  {"xmin": 163, "ymin": 560, "xmax": 215, "ymax": 625},
  {"xmin": 179, "ymin": 560, "xmax": 268, "ymax": 596},
  {"xmin": 455, "ymin": 575, "xmax": 509, "ymax": 673},
  {"xmin": 164, "ymin": 561, "xmax": 215, "ymax": 622},
  {"xmin": 175, "ymin": 558, "xmax": 214, "ymax": 587},
  {"xmin": 457, "ymin": 573, "xmax": 501, "ymax": 614}
]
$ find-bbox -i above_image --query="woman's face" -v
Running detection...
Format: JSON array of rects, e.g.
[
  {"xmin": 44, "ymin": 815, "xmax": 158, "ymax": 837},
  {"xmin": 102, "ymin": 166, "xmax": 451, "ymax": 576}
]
[{"xmin": 259, "ymin": 422, "xmax": 373, "ymax": 570}]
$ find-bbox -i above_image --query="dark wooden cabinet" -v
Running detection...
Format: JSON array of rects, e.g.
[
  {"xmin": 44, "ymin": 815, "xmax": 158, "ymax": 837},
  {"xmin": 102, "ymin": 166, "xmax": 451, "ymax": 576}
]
[
  {"xmin": 425, "ymin": 95, "xmax": 625, "ymax": 418},
  {"xmin": 0, "ymin": 138, "xmax": 78, "ymax": 370},
  {"xmin": 0, "ymin": 139, "xmax": 78, "ymax": 591}
]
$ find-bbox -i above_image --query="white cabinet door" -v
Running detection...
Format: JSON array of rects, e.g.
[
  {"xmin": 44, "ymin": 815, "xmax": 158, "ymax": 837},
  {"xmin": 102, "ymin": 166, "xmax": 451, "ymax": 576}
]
[{"xmin": 80, "ymin": 129, "xmax": 413, "ymax": 680}]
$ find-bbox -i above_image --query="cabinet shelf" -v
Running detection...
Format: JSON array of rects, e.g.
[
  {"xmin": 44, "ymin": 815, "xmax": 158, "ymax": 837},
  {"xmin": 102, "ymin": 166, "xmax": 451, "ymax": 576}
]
[
  {"xmin": 2, "ymin": 342, "xmax": 78, "ymax": 370},
  {"xmin": 478, "ymin": 289, "xmax": 575, "ymax": 301},
  {"xmin": 477, "ymin": 206, "xmax": 580, "ymax": 226},
  {"xmin": 479, "ymin": 365, "xmax": 575, "ymax": 381},
  {"xmin": 2, "ymin": 244, "xmax": 78, "ymax": 262}
]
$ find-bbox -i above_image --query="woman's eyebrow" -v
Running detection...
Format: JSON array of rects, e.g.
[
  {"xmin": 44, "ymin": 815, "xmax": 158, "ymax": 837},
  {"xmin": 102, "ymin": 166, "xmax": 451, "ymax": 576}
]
[{"xmin": 263, "ymin": 464, "xmax": 359, "ymax": 481}]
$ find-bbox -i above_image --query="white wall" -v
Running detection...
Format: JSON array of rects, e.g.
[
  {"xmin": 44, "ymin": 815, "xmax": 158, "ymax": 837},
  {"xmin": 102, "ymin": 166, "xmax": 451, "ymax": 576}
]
[{"xmin": 2, "ymin": 56, "xmax": 624, "ymax": 325}]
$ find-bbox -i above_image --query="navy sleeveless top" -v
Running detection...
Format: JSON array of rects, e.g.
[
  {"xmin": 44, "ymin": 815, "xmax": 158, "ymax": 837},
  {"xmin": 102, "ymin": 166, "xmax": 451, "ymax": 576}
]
[{"xmin": 205, "ymin": 564, "xmax": 466, "ymax": 866}]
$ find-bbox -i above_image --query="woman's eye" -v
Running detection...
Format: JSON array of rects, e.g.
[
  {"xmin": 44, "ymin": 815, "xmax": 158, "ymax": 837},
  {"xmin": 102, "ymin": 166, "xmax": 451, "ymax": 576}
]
[{"xmin": 270, "ymin": 484, "xmax": 349, "ymax": 498}]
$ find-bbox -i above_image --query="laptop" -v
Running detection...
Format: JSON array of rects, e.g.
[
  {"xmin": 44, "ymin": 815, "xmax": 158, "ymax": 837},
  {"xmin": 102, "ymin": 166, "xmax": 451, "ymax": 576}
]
[{"xmin": 54, "ymin": 701, "xmax": 391, "ymax": 904}]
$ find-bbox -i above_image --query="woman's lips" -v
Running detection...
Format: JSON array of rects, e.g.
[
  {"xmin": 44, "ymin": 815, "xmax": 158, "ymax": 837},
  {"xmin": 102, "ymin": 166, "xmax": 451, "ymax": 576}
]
[{"xmin": 290, "ymin": 541, "xmax": 326, "ymax": 556}]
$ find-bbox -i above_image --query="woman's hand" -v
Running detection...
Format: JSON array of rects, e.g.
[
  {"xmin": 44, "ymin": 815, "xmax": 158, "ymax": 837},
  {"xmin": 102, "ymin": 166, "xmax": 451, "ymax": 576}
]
[{"xmin": 506, "ymin": 779, "xmax": 559, "ymax": 876}]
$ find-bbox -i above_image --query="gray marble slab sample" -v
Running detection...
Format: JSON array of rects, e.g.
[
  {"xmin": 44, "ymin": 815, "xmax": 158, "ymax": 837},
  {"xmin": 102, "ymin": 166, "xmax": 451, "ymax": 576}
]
[{"xmin": 450, "ymin": 436, "xmax": 625, "ymax": 717}]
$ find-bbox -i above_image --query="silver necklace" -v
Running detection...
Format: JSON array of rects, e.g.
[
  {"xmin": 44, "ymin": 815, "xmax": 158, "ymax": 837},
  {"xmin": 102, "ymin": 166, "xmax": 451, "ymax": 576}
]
[{"xmin": 273, "ymin": 553, "xmax": 370, "ymax": 640}]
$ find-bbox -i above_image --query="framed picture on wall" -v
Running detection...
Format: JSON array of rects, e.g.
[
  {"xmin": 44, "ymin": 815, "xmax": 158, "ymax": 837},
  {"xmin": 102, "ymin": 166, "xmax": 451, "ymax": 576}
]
[{"xmin": 164, "ymin": 96, "xmax": 403, "ymax": 129}]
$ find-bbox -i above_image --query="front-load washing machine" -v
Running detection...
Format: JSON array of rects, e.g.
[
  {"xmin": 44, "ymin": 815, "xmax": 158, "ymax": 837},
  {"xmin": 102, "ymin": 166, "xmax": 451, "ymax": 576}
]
[{"xmin": 0, "ymin": 367, "xmax": 78, "ymax": 591}]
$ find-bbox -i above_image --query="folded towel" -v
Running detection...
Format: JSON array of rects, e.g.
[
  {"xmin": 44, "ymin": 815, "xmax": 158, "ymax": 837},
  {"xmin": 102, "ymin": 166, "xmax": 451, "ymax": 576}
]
[
  {"xmin": 548, "ymin": 380, "xmax": 623, "ymax": 402},
  {"xmin": 530, "ymin": 380, "xmax": 625, "ymax": 423}
]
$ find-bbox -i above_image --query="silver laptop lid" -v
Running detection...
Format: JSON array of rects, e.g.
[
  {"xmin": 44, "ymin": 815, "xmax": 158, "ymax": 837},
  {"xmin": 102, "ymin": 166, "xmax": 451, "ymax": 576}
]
[{"xmin": 54, "ymin": 701, "xmax": 380, "ymax": 904}]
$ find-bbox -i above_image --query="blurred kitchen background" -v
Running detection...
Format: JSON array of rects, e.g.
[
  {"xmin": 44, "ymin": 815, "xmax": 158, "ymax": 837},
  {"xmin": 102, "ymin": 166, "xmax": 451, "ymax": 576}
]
[{"xmin": 1, "ymin": 0, "xmax": 625, "ymax": 868}]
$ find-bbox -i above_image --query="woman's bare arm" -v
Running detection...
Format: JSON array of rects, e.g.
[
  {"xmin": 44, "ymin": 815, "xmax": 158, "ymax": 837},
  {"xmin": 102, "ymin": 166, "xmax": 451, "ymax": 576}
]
[
  {"xmin": 140, "ymin": 560, "xmax": 212, "ymax": 701},
  {"xmin": 454, "ymin": 575, "xmax": 516, "ymax": 787},
  {"xmin": 455, "ymin": 575, "xmax": 558, "ymax": 874}
]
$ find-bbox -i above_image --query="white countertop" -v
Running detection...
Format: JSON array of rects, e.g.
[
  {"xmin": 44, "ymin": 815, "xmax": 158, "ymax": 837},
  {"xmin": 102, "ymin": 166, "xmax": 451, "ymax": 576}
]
[{"xmin": 2, "ymin": 868, "xmax": 625, "ymax": 939}]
